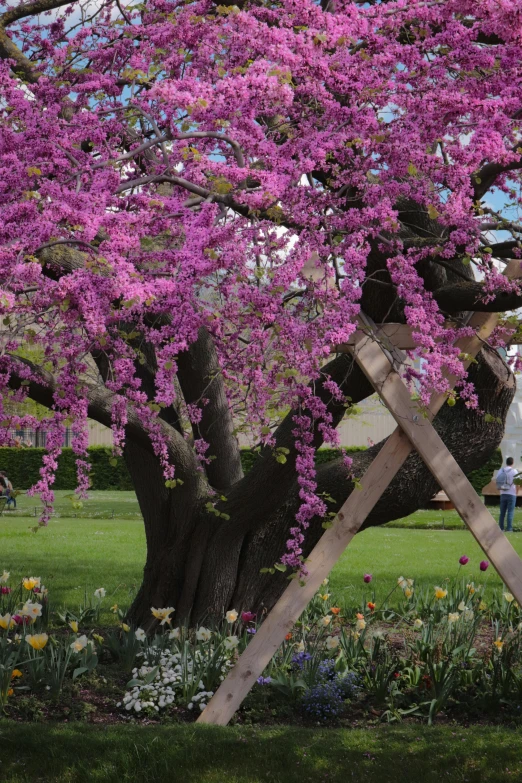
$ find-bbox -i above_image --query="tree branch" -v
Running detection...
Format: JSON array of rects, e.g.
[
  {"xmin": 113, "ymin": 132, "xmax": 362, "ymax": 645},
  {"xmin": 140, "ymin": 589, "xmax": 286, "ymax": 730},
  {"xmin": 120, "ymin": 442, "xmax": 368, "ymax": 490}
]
[
  {"xmin": 177, "ymin": 328, "xmax": 244, "ymax": 492},
  {"xmin": 434, "ymin": 279, "xmax": 522, "ymax": 313}
]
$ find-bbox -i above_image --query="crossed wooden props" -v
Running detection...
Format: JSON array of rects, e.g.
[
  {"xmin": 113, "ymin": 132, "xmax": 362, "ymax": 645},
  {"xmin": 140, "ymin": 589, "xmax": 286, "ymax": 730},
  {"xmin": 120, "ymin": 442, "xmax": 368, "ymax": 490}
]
[{"xmin": 198, "ymin": 259, "xmax": 522, "ymax": 726}]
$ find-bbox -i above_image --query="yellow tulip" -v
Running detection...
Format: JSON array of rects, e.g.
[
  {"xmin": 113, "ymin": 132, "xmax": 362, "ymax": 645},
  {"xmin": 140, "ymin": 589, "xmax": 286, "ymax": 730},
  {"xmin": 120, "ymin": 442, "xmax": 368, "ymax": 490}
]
[
  {"xmin": 26, "ymin": 633, "xmax": 48, "ymax": 651},
  {"xmin": 434, "ymin": 587, "xmax": 447, "ymax": 600},
  {"xmin": 69, "ymin": 621, "xmax": 79, "ymax": 633},
  {"xmin": 0, "ymin": 614, "xmax": 15, "ymax": 630}
]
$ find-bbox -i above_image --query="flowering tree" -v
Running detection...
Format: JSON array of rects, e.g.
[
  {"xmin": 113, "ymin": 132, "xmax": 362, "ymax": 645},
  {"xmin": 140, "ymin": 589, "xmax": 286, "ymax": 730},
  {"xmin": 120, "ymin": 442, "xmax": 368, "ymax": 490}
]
[{"xmin": 1, "ymin": 0, "xmax": 521, "ymax": 623}]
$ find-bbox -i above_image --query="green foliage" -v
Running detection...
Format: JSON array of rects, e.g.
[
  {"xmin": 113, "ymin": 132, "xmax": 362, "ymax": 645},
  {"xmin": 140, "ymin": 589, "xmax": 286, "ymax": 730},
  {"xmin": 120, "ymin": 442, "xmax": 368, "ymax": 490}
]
[
  {"xmin": 0, "ymin": 447, "xmax": 133, "ymax": 491},
  {"xmin": 467, "ymin": 448, "xmax": 503, "ymax": 495}
]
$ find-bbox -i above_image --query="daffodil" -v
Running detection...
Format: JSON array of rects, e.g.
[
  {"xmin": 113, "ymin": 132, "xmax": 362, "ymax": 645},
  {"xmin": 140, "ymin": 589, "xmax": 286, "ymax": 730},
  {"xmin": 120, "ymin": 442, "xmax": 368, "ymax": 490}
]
[
  {"xmin": 70, "ymin": 634, "xmax": 89, "ymax": 653},
  {"xmin": 467, "ymin": 583, "xmax": 476, "ymax": 595},
  {"xmin": 22, "ymin": 577, "xmax": 40, "ymax": 591},
  {"xmin": 448, "ymin": 612, "xmax": 460, "ymax": 624},
  {"xmin": 397, "ymin": 576, "xmax": 407, "ymax": 589},
  {"xmin": 93, "ymin": 634, "xmax": 104, "ymax": 644},
  {"xmin": 504, "ymin": 592, "xmax": 515, "ymax": 603},
  {"xmin": 434, "ymin": 587, "xmax": 447, "ymax": 600},
  {"xmin": 0, "ymin": 570, "xmax": 9, "ymax": 584},
  {"xmin": 224, "ymin": 635, "xmax": 239, "ymax": 650},
  {"xmin": 135, "ymin": 628, "xmax": 146, "ymax": 641},
  {"xmin": 110, "ymin": 604, "xmax": 119, "ymax": 613},
  {"xmin": 295, "ymin": 640, "xmax": 305, "ymax": 653},
  {"xmin": 11, "ymin": 669, "xmax": 22, "ymax": 679},
  {"xmin": 356, "ymin": 616, "xmax": 366, "ymax": 631},
  {"xmin": 94, "ymin": 588, "xmax": 106, "ymax": 600},
  {"xmin": 169, "ymin": 628, "xmax": 180, "ymax": 640},
  {"xmin": 20, "ymin": 601, "xmax": 42, "ymax": 620},
  {"xmin": 69, "ymin": 621, "xmax": 79, "ymax": 633},
  {"xmin": 0, "ymin": 614, "xmax": 15, "ymax": 630},
  {"xmin": 462, "ymin": 608, "xmax": 474, "ymax": 621},
  {"xmin": 458, "ymin": 601, "xmax": 466, "ymax": 611},
  {"xmin": 121, "ymin": 623, "xmax": 130, "ymax": 632},
  {"xmin": 404, "ymin": 588, "xmax": 413, "ymax": 599},
  {"xmin": 26, "ymin": 633, "xmax": 48, "ymax": 651},
  {"xmin": 151, "ymin": 607, "xmax": 174, "ymax": 625},
  {"xmin": 413, "ymin": 618, "xmax": 423, "ymax": 629},
  {"xmin": 325, "ymin": 635, "xmax": 339, "ymax": 650},
  {"xmin": 322, "ymin": 578, "xmax": 329, "ymax": 586},
  {"xmin": 321, "ymin": 615, "xmax": 332, "ymax": 627},
  {"xmin": 493, "ymin": 638, "xmax": 504, "ymax": 652},
  {"xmin": 225, "ymin": 610, "xmax": 238, "ymax": 623},
  {"xmin": 406, "ymin": 579, "xmax": 414, "ymax": 588},
  {"xmin": 196, "ymin": 627, "xmax": 211, "ymax": 642}
]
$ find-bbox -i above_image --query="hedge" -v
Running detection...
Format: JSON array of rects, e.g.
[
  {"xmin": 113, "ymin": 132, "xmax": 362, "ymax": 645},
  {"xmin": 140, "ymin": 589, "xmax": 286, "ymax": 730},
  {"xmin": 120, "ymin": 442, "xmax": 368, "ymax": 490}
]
[{"xmin": 0, "ymin": 444, "xmax": 501, "ymax": 494}]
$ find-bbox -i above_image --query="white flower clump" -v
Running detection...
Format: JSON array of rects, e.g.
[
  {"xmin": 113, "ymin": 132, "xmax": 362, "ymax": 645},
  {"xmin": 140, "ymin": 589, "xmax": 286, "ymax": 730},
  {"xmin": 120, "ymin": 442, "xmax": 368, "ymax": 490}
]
[{"xmin": 117, "ymin": 644, "xmax": 231, "ymax": 714}]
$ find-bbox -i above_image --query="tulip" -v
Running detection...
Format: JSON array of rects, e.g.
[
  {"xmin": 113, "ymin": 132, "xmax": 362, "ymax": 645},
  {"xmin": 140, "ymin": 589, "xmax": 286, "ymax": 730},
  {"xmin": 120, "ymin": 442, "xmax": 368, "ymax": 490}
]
[
  {"xmin": 459, "ymin": 555, "xmax": 469, "ymax": 565},
  {"xmin": 241, "ymin": 611, "xmax": 256, "ymax": 623},
  {"xmin": 363, "ymin": 574, "xmax": 372, "ymax": 583},
  {"xmin": 480, "ymin": 560, "xmax": 489, "ymax": 572},
  {"xmin": 0, "ymin": 586, "xmax": 11, "ymax": 595}
]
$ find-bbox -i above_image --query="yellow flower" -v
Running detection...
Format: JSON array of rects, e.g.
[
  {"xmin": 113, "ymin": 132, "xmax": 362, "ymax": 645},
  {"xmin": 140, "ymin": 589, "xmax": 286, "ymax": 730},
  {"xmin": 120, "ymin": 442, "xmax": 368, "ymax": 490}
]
[
  {"xmin": 110, "ymin": 604, "xmax": 119, "ymax": 613},
  {"xmin": 69, "ymin": 621, "xmax": 79, "ymax": 633},
  {"xmin": 479, "ymin": 601, "xmax": 487, "ymax": 611},
  {"xmin": 26, "ymin": 633, "xmax": 48, "ymax": 651},
  {"xmin": 225, "ymin": 610, "xmax": 238, "ymax": 623},
  {"xmin": 467, "ymin": 583, "xmax": 476, "ymax": 595},
  {"xmin": 434, "ymin": 587, "xmax": 447, "ymax": 600},
  {"xmin": 404, "ymin": 588, "xmax": 413, "ymax": 599},
  {"xmin": 448, "ymin": 613, "xmax": 460, "ymax": 624},
  {"xmin": 0, "ymin": 614, "xmax": 15, "ymax": 630},
  {"xmin": 320, "ymin": 594, "xmax": 330, "ymax": 601},
  {"xmin": 151, "ymin": 607, "xmax": 174, "ymax": 625},
  {"xmin": 356, "ymin": 617, "xmax": 366, "ymax": 632},
  {"xmin": 493, "ymin": 638, "xmax": 504, "ymax": 652},
  {"xmin": 7, "ymin": 688, "xmax": 13, "ymax": 697},
  {"xmin": 322, "ymin": 578, "xmax": 329, "ymax": 586},
  {"xmin": 321, "ymin": 615, "xmax": 332, "ymax": 627},
  {"xmin": 413, "ymin": 618, "xmax": 423, "ymax": 629},
  {"xmin": 22, "ymin": 577, "xmax": 41, "ymax": 591},
  {"xmin": 121, "ymin": 623, "xmax": 130, "ymax": 632},
  {"xmin": 11, "ymin": 669, "xmax": 22, "ymax": 679},
  {"xmin": 93, "ymin": 634, "xmax": 104, "ymax": 644},
  {"xmin": 504, "ymin": 593, "xmax": 515, "ymax": 604},
  {"xmin": 295, "ymin": 640, "xmax": 305, "ymax": 653}
]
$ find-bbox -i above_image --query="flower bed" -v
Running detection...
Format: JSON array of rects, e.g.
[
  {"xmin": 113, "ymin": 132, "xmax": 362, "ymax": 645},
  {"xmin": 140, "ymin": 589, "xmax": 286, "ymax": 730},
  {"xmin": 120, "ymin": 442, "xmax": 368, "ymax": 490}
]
[{"xmin": 2, "ymin": 557, "xmax": 522, "ymax": 727}]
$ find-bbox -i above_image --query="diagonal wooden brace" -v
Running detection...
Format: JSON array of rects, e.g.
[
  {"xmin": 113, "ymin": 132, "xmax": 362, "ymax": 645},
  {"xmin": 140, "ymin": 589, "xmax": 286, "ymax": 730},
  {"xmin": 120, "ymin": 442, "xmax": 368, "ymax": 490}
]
[{"xmin": 198, "ymin": 260, "xmax": 522, "ymax": 726}]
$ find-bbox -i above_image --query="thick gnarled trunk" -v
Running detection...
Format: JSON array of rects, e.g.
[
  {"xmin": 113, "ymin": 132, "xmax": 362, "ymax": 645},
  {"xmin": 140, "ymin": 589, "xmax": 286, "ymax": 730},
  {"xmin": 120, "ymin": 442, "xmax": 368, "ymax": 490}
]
[{"xmin": 127, "ymin": 347, "xmax": 514, "ymax": 627}]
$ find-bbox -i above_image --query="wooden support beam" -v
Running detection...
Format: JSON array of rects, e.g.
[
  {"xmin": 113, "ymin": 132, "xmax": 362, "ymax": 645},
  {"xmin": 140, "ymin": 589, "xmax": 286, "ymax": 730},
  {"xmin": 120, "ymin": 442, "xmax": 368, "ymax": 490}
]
[
  {"xmin": 352, "ymin": 331, "xmax": 522, "ymax": 606},
  {"xmin": 198, "ymin": 259, "xmax": 522, "ymax": 726}
]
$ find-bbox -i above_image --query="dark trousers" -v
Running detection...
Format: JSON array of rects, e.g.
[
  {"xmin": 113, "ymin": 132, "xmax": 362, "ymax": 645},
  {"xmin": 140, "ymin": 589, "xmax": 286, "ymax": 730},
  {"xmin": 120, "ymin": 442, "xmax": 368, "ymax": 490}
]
[{"xmin": 499, "ymin": 494, "xmax": 516, "ymax": 532}]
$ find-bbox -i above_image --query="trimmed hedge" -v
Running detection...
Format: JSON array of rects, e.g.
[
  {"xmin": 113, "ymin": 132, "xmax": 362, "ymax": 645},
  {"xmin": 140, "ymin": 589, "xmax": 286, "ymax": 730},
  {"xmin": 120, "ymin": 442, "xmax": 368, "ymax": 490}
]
[{"xmin": 0, "ymin": 444, "xmax": 501, "ymax": 494}]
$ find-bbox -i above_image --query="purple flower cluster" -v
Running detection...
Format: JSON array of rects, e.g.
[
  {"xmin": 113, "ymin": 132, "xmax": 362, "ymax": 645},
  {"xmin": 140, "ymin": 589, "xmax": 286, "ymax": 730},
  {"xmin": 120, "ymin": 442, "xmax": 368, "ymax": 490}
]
[{"xmin": 301, "ymin": 682, "xmax": 344, "ymax": 722}]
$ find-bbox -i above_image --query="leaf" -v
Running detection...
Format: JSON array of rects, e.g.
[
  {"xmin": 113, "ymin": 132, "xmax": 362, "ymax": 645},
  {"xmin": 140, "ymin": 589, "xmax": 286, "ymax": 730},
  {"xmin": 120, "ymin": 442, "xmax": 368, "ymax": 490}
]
[
  {"xmin": 72, "ymin": 666, "xmax": 89, "ymax": 680},
  {"xmin": 427, "ymin": 205, "xmax": 439, "ymax": 220},
  {"xmin": 274, "ymin": 563, "xmax": 287, "ymax": 572},
  {"xmin": 407, "ymin": 162, "xmax": 418, "ymax": 176}
]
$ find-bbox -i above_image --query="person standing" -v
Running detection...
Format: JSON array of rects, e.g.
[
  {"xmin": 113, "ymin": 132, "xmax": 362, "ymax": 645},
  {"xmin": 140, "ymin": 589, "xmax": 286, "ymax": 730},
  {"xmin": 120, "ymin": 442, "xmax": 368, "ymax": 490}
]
[
  {"xmin": 0, "ymin": 471, "xmax": 16, "ymax": 509},
  {"xmin": 497, "ymin": 457, "xmax": 518, "ymax": 533}
]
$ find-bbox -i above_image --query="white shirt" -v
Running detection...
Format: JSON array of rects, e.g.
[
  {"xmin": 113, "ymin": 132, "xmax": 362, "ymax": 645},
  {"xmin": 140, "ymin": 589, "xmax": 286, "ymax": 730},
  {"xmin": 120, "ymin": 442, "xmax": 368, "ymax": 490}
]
[{"xmin": 500, "ymin": 467, "xmax": 518, "ymax": 496}]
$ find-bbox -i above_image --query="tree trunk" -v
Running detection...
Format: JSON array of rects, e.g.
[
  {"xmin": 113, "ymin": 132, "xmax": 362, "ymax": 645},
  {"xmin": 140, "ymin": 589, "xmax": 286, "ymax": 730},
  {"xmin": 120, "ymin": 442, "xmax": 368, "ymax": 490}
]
[{"xmin": 127, "ymin": 346, "xmax": 514, "ymax": 627}]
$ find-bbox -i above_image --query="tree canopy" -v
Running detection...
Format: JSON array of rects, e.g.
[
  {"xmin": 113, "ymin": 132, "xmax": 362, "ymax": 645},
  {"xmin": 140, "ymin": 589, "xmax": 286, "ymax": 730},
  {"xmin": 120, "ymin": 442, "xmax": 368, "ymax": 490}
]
[{"xmin": 1, "ymin": 0, "xmax": 522, "ymax": 580}]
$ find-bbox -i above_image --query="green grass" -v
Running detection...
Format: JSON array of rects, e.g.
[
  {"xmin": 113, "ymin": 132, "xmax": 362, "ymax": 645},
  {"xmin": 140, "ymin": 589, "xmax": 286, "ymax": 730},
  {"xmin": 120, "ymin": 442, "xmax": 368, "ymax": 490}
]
[
  {"xmin": 1, "ymin": 491, "xmax": 521, "ymax": 617},
  {"xmin": 1, "ymin": 721, "xmax": 521, "ymax": 783}
]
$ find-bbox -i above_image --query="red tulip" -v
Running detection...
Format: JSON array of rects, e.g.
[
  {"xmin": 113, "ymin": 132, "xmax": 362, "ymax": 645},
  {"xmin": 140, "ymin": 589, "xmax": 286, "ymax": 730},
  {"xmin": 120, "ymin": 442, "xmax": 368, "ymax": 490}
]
[
  {"xmin": 459, "ymin": 556, "xmax": 469, "ymax": 566},
  {"xmin": 241, "ymin": 611, "xmax": 256, "ymax": 623},
  {"xmin": 363, "ymin": 574, "xmax": 372, "ymax": 583},
  {"xmin": 480, "ymin": 560, "xmax": 489, "ymax": 572}
]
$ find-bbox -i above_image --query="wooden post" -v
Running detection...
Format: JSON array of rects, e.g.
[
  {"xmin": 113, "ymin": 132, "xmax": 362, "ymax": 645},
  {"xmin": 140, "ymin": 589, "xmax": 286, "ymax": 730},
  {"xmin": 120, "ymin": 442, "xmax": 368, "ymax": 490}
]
[{"xmin": 198, "ymin": 259, "xmax": 522, "ymax": 726}]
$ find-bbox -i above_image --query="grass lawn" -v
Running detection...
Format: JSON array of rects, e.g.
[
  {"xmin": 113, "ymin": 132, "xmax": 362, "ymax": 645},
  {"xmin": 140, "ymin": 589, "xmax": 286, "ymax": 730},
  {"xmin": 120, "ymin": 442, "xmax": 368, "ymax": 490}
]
[
  {"xmin": 3, "ymin": 491, "xmax": 522, "ymax": 782},
  {"xmin": 1, "ymin": 491, "xmax": 522, "ymax": 617},
  {"xmin": 1, "ymin": 721, "xmax": 522, "ymax": 783}
]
